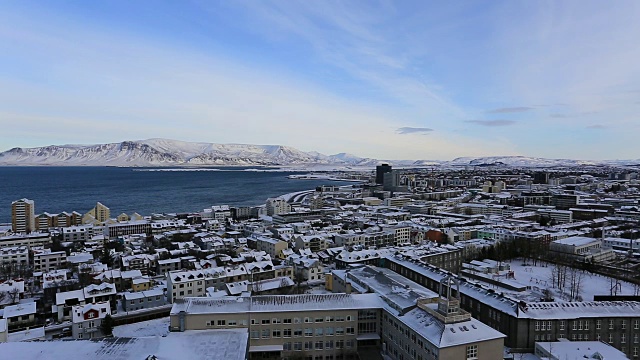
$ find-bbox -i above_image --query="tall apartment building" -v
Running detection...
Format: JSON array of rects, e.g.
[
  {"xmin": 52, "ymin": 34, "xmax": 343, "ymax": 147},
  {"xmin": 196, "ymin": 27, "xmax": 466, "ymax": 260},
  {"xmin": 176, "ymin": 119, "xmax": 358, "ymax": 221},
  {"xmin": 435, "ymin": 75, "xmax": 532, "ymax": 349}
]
[
  {"xmin": 11, "ymin": 199, "xmax": 35, "ymax": 234},
  {"xmin": 83, "ymin": 202, "xmax": 110, "ymax": 223}
]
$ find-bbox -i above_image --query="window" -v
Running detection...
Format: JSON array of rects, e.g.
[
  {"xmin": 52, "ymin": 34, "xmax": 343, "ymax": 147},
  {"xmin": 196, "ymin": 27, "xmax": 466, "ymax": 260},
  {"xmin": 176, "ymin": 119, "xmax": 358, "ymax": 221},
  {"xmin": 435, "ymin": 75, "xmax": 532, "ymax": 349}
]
[
  {"xmin": 609, "ymin": 333, "xmax": 614, "ymax": 343},
  {"xmin": 623, "ymin": 321, "xmax": 627, "ymax": 330},
  {"xmin": 315, "ymin": 341, "xmax": 323, "ymax": 350},
  {"xmin": 315, "ymin": 318, "xmax": 324, "ymax": 323},
  {"xmin": 315, "ymin": 328, "xmax": 324, "ymax": 336},
  {"xmin": 262, "ymin": 329, "xmax": 270, "ymax": 339},
  {"xmin": 294, "ymin": 329, "xmax": 302, "ymax": 337},
  {"xmin": 572, "ymin": 321, "xmax": 577, "ymax": 331},
  {"xmin": 596, "ymin": 320, "xmax": 601, "ymax": 330},
  {"xmin": 284, "ymin": 318, "xmax": 292, "ymax": 324},
  {"xmin": 273, "ymin": 318, "xmax": 281, "ymax": 324},
  {"xmin": 283, "ymin": 342, "xmax": 292, "ymax": 351},
  {"xmin": 536, "ymin": 321, "xmax": 540, "ymax": 331},
  {"xmin": 228, "ymin": 320, "xmax": 237, "ymax": 326},
  {"xmin": 217, "ymin": 320, "xmax": 225, "ymax": 326},
  {"xmin": 294, "ymin": 342, "xmax": 302, "ymax": 351},
  {"xmin": 623, "ymin": 334, "xmax": 627, "ymax": 344},
  {"xmin": 262, "ymin": 319, "xmax": 270, "ymax": 325},
  {"xmin": 466, "ymin": 345, "xmax": 478, "ymax": 359},
  {"xmin": 250, "ymin": 330, "xmax": 260, "ymax": 339},
  {"xmin": 294, "ymin": 318, "xmax": 301, "ymax": 324},
  {"xmin": 284, "ymin": 329, "xmax": 292, "ymax": 338},
  {"xmin": 346, "ymin": 327, "xmax": 354, "ymax": 335},
  {"xmin": 635, "ymin": 320, "xmax": 639, "ymax": 330},
  {"xmin": 304, "ymin": 317, "xmax": 311, "ymax": 323},
  {"xmin": 326, "ymin": 327, "xmax": 334, "ymax": 336},
  {"xmin": 273, "ymin": 329, "xmax": 281, "ymax": 338},
  {"xmin": 610, "ymin": 320, "xmax": 614, "ymax": 330},
  {"xmin": 585, "ymin": 321, "xmax": 589, "ymax": 330},
  {"xmin": 326, "ymin": 340, "xmax": 334, "ymax": 349},
  {"xmin": 635, "ymin": 334, "xmax": 639, "ymax": 344},
  {"xmin": 305, "ymin": 328, "xmax": 313, "ymax": 337}
]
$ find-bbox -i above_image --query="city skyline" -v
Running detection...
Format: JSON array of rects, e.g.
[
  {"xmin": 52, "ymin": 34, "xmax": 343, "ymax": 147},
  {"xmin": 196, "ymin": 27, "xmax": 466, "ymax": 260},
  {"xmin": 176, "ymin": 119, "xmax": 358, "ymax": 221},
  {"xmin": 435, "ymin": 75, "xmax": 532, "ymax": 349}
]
[{"xmin": 2, "ymin": 1, "xmax": 640, "ymax": 160}]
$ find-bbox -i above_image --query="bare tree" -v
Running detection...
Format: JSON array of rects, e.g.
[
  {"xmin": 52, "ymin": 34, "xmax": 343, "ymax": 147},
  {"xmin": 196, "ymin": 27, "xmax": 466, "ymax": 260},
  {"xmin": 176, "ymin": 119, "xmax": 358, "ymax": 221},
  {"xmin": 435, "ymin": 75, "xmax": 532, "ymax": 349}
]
[
  {"xmin": 0, "ymin": 291, "xmax": 7, "ymax": 304},
  {"xmin": 568, "ymin": 267, "xmax": 584, "ymax": 301},
  {"xmin": 8, "ymin": 287, "xmax": 20, "ymax": 304}
]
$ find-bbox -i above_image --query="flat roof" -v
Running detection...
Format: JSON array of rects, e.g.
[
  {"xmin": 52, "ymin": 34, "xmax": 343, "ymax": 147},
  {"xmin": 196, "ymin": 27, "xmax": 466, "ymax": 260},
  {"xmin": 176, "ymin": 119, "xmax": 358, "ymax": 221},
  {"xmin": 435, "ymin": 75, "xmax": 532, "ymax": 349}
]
[{"xmin": 0, "ymin": 329, "xmax": 248, "ymax": 360}]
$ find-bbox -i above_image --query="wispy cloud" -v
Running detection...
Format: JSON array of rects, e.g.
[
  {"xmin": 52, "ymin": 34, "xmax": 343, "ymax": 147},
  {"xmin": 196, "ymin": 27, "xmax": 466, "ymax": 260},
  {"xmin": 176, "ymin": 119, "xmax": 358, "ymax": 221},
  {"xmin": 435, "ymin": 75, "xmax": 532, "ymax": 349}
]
[
  {"xmin": 465, "ymin": 120, "xmax": 516, "ymax": 127},
  {"xmin": 396, "ymin": 127, "xmax": 434, "ymax": 135},
  {"xmin": 550, "ymin": 111, "xmax": 597, "ymax": 119},
  {"xmin": 587, "ymin": 124, "xmax": 607, "ymax": 129},
  {"xmin": 485, "ymin": 107, "xmax": 532, "ymax": 114}
]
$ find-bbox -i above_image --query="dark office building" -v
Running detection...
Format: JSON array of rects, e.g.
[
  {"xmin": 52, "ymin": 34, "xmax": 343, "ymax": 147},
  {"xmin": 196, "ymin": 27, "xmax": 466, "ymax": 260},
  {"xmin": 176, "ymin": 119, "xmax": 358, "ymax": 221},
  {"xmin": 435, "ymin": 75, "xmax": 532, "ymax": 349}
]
[
  {"xmin": 375, "ymin": 163, "xmax": 392, "ymax": 184},
  {"xmin": 533, "ymin": 172, "xmax": 549, "ymax": 184}
]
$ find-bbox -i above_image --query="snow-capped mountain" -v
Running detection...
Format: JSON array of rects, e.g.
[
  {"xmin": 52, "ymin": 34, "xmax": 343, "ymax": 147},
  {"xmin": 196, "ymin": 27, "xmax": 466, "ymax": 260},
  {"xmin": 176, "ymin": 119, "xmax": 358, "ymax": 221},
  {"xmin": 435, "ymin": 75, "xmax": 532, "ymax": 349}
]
[
  {"xmin": 0, "ymin": 139, "xmax": 637, "ymax": 167},
  {"xmin": 0, "ymin": 139, "xmax": 378, "ymax": 167}
]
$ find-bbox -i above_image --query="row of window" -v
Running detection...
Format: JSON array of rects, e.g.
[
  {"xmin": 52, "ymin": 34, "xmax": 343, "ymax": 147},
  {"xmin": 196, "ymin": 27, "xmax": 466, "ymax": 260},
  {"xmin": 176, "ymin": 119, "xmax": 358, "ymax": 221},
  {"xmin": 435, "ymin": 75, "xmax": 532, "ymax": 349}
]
[
  {"xmin": 250, "ymin": 316, "xmax": 354, "ymax": 325},
  {"xmin": 535, "ymin": 319, "xmax": 640, "ymax": 331},
  {"xmin": 280, "ymin": 340, "xmax": 355, "ymax": 351},
  {"xmin": 249, "ymin": 327, "xmax": 355, "ymax": 339}
]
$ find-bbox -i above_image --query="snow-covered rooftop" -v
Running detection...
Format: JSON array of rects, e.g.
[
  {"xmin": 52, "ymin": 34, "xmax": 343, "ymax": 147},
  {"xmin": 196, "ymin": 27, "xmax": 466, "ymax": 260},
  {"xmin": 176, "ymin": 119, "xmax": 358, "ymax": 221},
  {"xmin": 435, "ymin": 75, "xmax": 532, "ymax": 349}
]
[
  {"xmin": 0, "ymin": 329, "xmax": 248, "ymax": 360},
  {"xmin": 399, "ymin": 306, "xmax": 505, "ymax": 348},
  {"xmin": 171, "ymin": 293, "xmax": 383, "ymax": 315}
]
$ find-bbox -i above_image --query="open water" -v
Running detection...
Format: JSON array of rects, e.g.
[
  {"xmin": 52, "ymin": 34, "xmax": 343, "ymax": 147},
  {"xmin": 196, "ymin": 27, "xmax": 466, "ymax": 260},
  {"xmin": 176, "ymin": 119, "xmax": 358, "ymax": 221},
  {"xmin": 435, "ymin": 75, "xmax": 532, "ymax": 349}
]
[{"xmin": 0, "ymin": 167, "xmax": 354, "ymax": 223}]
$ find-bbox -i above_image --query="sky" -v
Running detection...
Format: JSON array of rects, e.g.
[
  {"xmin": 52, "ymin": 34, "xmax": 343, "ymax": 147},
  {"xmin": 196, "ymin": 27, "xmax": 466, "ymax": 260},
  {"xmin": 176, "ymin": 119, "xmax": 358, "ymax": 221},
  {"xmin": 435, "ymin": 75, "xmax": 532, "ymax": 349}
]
[{"xmin": 1, "ymin": 1, "xmax": 639, "ymax": 161}]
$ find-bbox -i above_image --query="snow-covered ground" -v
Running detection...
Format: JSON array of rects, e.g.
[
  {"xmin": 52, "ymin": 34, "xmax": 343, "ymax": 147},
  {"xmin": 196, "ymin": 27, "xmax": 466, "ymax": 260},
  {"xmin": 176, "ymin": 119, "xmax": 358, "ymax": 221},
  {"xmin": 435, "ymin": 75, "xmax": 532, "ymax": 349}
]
[
  {"xmin": 112, "ymin": 317, "xmax": 170, "ymax": 337},
  {"xmin": 467, "ymin": 259, "xmax": 640, "ymax": 302}
]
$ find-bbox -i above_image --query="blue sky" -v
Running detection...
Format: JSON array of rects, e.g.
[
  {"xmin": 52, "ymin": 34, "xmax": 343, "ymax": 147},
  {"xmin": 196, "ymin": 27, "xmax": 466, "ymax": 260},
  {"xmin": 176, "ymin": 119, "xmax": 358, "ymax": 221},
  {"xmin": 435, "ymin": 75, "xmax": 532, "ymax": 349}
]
[{"xmin": 1, "ymin": 0, "xmax": 639, "ymax": 160}]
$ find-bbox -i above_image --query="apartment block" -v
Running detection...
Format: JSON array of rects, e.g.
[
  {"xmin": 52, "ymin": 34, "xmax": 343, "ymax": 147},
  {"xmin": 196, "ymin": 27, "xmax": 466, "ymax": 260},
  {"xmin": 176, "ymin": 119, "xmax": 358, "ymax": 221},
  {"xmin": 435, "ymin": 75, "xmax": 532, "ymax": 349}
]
[
  {"xmin": 33, "ymin": 249, "xmax": 67, "ymax": 272},
  {"xmin": 11, "ymin": 199, "xmax": 35, "ymax": 234}
]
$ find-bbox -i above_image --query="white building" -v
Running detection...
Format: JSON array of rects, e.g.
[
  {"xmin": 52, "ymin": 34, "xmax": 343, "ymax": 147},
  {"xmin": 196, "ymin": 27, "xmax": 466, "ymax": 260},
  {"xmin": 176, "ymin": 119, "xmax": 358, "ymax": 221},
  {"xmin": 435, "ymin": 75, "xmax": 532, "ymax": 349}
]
[
  {"xmin": 71, "ymin": 301, "xmax": 111, "ymax": 339},
  {"xmin": 0, "ymin": 246, "xmax": 29, "ymax": 267},
  {"xmin": 33, "ymin": 249, "xmax": 67, "ymax": 272},
  {"xmin": 266, "ymin": 198, "xmax": 291, "ymax": 216}
]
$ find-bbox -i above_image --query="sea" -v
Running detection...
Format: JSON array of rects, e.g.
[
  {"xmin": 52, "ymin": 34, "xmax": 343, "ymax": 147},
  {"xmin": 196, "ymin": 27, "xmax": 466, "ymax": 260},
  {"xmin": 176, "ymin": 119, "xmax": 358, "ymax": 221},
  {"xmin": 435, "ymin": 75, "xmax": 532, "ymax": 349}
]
[{"xmin": 0, "ymin": 167, "xmax": 357, "ymax": 223}]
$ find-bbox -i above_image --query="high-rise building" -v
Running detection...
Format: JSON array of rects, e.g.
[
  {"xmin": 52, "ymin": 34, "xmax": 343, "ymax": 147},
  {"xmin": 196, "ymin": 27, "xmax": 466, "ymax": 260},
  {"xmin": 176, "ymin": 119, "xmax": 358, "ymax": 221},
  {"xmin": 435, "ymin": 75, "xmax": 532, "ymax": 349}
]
[
  {"xmin": 84, "ymin": 202, "xmax": 111, "ymax": 223},
  {"xmin": 375, "ymin": 163, "xmax": 392, "ymax": 184},
  {"xmin": 383, "ymin": 169, "xmax": 401, "ymax": 191},
  {"xmin": 11, "ymin": 198, "xmax": 36, "ymax": 234},
  {"xmin": 533, "ymin": 172, "xmax": 550, "ymax": 184}
]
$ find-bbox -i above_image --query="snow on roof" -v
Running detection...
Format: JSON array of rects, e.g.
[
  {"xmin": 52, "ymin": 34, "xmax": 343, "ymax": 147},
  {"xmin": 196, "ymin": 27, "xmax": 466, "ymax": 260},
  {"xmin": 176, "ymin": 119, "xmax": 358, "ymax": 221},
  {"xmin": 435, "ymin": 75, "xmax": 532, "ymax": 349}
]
[
  {"xmin": 3, "ymin": 302, "xmax": 36, "ymax": 318},
  {"xmin": 0, "ymin": 329, "xmax": 248, "ymax": 360},
  {"xmin": 346, "ymin": 266, "xmax": 438, "ymax": 312},
  {"xmin": 536, "ymin": 340, "xmax": 627, "ymax": 360},
  {"xmin": 171, "ymin": 293, "xmax": 383, "ymax": 315},
  {"xmin": 552, "ymin": 236, "xmax": 600, "ymax": 247},
  {"xmin": 398, "ymin": 306, "xmax": 505, "ymax": 348},
  {"xmin": 72, "ymin": 302, "xmax": 111, "ymax": 323},
  {"xmin": 56, "ymin": 289, "xmax": 85, "ymax": 305},
  {"xmin": 0, "ymin": 318, "xmax": 6, "ymax": 333},
  {"xmin": 520, "ymin": 301, "xmax": 640, "ymax": 319},
  {"xmin": 6, "ymin": 326, "xmax": 45, "ymax": 342}
]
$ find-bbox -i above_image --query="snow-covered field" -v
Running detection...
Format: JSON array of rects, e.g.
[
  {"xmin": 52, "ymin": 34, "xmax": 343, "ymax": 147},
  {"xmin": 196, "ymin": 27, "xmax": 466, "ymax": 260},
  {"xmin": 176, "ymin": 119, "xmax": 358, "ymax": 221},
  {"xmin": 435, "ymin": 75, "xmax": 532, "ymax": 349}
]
[
  {"xmin": 112, "ymin": 317, "xmax": 170, "ymax": 337},
  {"xmin": 476, "ymin": 259, "xmax": 640, "ymax": 302}
]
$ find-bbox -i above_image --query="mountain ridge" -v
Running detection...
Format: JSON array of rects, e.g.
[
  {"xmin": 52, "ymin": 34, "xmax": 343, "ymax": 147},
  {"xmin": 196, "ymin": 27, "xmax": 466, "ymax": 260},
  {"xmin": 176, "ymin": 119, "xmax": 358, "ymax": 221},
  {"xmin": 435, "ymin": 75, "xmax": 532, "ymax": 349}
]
[{"xmin": 0, "ymin": 139, "xmax": 637, "ymax": 167}]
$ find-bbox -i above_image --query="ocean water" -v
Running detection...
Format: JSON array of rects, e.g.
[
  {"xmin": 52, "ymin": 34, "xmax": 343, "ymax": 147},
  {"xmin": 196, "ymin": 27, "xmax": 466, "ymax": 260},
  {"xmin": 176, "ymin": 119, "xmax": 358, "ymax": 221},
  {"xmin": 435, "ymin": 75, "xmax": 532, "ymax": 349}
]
[{"xmin": 0, "ymin": 167, "xmax": 355, "ymax": 223}]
